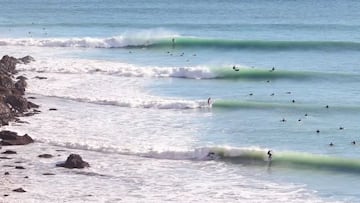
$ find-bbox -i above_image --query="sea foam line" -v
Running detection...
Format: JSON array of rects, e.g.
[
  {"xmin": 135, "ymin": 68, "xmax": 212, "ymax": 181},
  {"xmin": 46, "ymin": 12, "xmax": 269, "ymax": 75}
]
[
  {"xmin": 37, "ymin": 95, "xmax": 211, "ymax": 110},
  {"xmin": 17, "ymin": 58, "xmax": 217, "ymax": 79}
]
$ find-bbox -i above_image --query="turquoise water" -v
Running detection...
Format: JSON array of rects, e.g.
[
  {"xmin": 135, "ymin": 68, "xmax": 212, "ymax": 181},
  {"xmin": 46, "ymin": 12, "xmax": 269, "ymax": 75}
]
[{"xmin": 1, "ymin": 0, "xmax": 360, "ymax": 202}]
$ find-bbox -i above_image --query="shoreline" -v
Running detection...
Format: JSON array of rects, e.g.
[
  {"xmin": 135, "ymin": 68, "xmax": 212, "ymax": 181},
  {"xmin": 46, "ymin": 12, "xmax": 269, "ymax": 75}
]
[{"xmin": 0, "ymin": 55, "xmax": 89, "ymax": 200}]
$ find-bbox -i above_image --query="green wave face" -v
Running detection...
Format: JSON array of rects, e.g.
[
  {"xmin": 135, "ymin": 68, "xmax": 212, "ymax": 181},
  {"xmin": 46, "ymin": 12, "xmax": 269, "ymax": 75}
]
[
  {"xmin": 212, "ymin": 100, "xmax": 303, "ymax": 110},
  {"xmin": 273, "ymin": 152, "xmax": 360, "ymax": 173},
  {"xmin": 149, "ymin": 37, "xmax": 360, "ymax": 51},
  {"xmin": 212, "ymin": 67, "xmax": 311, "ymax": 80},
  {"xmin": 216, "ymin": 149, "xmax": 360, "ymax": 173},
  {"xmin": 211, "ymin": 99, "xmax": 360, "ymax": 112}
]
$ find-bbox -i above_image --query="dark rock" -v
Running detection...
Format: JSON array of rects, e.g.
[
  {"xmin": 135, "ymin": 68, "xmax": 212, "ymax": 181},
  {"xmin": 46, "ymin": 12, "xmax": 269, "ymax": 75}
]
[
  {"xmin": 4, "ymin": 172, "xmax": 9, "ymax": 175},
  {"xmin": 42, "ymin": 173, "xmax": 55, "ymax": 175},
  {"xmin": 5, "ymin": 95, "xmax": 29, "ymax": 113},
  {"xmin": 13, "ymin": 188, "xmax": 26, "ymax": 193},
  {"xmin": 0, "ymin": 55, "xmax": 18, "ymax": 74},
  {"xmin": 2, "ymin": 150, "xmax": 17, "ymax": 154},
  {"xmin": 56, "ymin": 154, "xmax": 90, "ymax": 169},
  {"xmin": 3, "ymin": 165, "xmax": 13, "ymax": 167},
  {"xmin": 18, "ymin": 56, "xmax": 34, "ymax": 64},
  {"xmin": 14, "ymin": 119, "xmax": 29, "ymax": 124},
  {"xmin": 0, "ymin": 102, "xmax": 13, "ymax": 125},
  {"xmin": 15, "ymin": 166, "xmax": 25, "ymax": 169},
  {"xmin": 23, "ymin": 112, "xmax": 36, "ymax": 117},
  {"xmin": 27, "ymin": 96, "xmax": 36, "ymax": 99},
  {"xmin": 0, "ymin": 86, "xmax": 12, "ymax": 95},
  {"xmin": 0, "ymin": 130, "xmax": 34, "ymax": 145},
  {"xmin": 14, "ymin": 78, "xmax": 27, "ymax": 95},
  {"xmin": 16, "ymin": 76, "xmax": 28, "ymax": 80},
  {"xmin": 27, "ymin": 101, "xmax": 39, "ymax": 109},
  {"xmin": 49, "ymin": 108, "xmax": 57, "ymax": 111},
  {"xmin": 0, "ymin": 157, "xmax": 12, "ymax": 159},
  {"xmin": 38, "ymin": 154, "xmax": 53, "ymax": 158},
  {"xmin": 34, "ymin": 76, "xmax": 47, "ymax": 80},
  {"xmin": 0, "ymin": 75, "xmax": 15, "ymax": 89},
  {"xmin": 24, "ymin": 176, "xmax": 28, "ymax": 178},
  {"xmin": 4, "ymin": 194, "xmax": 9, "ymax": 196}
]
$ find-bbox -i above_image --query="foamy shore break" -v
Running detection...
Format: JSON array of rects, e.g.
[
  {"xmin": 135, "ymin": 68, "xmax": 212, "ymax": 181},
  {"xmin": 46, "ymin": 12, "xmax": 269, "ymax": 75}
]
[{"xmin": 0, "ymin": 55, "xmax": 89, "ymax": 198}]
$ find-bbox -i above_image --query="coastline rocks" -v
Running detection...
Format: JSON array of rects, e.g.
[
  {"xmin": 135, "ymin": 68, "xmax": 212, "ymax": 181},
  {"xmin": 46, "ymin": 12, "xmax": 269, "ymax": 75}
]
[
  {"xmin": 0, "ymin": 130, "xmax": 34, "ymax": 146},
  {"xmin": 0, "ymin": 102, "xmax": 13, "ymax": 125},
  {"xmin": 0, "ymin": 55, "xmax": 38, "ymax": 126},
  {"xmin": 14, "ymin": 78, "xmax": 27, "ymax": 95},
  {"xmin": 5, "ymin": 95, "xmax": 30, "ymax": 113},
  {"xmin": 0, "ymin": 55, "xmax": 18, "ymax": 75},
  {"xmin": 56, "ymin": 154, "xmax": 90, "ymax": 169}
]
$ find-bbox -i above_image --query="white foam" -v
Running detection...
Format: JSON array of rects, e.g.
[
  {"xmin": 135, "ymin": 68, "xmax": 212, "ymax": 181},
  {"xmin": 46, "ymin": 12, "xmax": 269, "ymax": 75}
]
[
  {"xmin": 139, "ymin": 146, "xmax": 268, "ymax": 161},
  {"xmin": 17, "ymin": 58, "xmax": 216, "ymax": 79},
  {"xmin": 0, "ymin": 30, "xmax": 177, "ymax": 48},
  {"xmin": 32, "ymin": 139, "xmax": 267, "ymax": 161},
  {"xmin": 44, "ymin": 95, "xmax": 210, "ymax": 110}
]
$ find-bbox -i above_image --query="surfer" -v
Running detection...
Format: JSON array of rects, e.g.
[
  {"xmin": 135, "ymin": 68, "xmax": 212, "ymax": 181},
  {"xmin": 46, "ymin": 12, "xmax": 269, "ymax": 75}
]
[
  {"xmin": 232, "ymin": 65, "xmax": 240, "ymax": 71},
  {"xmin": 267, "ymin": 150, "xmax": 272, "ymax": 161},
  {"xmin": 207, "ymin": 97, "xmax": 211, "ymax": 105},
  {"xmin": 329, "ymin": 142, "xmax": 334, "ymax": 146},
  {"xmin": 269, "ymin": 67, "xmax": 275, "ymax": 72},
  {"xmin": 352, "ymin": 141, "xmax": 356, "ymax": 145},
  {"xmin": 172, "ymin": 38, "xmax": 175, "ymax": 48},
  {"xmin": 206, "ymin": 152, "xmax": 216, "ymax": 160}
]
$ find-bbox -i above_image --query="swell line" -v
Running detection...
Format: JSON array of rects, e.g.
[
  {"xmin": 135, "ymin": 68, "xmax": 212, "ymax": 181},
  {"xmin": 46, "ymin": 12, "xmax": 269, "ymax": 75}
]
[
  {"xmin": 150, "ymin": 37, "xmax": 360, "ymax": 51},
  {"xmin": 1, "ymin": 36, "xmax": 360, "ymax": 51},
  {"xmin": 212, "ymin": 99, "xmax": 360, "ymax": 112},
  {"xmin": 33, "ymin": 139, "xmax": 360, "ymax": 174}
]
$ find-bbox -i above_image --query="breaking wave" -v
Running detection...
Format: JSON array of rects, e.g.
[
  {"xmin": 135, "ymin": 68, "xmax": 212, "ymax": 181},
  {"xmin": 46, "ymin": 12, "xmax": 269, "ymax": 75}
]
[{"xmin": 2, "ymin": 36, "xmax": 360, "ymax": 51}]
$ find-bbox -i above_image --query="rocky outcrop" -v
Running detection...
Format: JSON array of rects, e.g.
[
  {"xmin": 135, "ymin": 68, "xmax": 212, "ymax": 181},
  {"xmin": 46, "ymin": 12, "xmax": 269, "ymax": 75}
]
[
  {"xmin": 0, "ymin": 55, "xmax": 38, "ymax": 125},
  {"xmin": 18, "ymin": 56, "xmax": 35, "ymax": 64},
  {"xmin": 56, "ymin": 154, "xmax": 90, "ymax": 169},
  {"xmin": 0, "ymin": 130, "xmax": 34, "ymax": 146}
]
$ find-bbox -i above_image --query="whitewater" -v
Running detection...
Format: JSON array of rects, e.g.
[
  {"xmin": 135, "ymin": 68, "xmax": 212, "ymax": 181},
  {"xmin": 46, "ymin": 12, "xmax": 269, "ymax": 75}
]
[{"xmin": 1, "ymin": 0, "xmax": 360, "ymax": 202}]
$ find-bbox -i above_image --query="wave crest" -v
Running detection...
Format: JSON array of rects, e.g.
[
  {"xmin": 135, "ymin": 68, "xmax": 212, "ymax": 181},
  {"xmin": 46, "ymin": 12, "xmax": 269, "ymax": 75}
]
[{"xmin": 2, "ymin": 36, "xmax": 360, "ymax": 51}]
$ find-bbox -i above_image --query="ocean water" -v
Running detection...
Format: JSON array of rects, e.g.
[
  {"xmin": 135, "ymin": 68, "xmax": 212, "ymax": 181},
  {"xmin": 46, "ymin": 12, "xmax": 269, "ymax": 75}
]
[{"xmin": 1, "ymin": 0, "xmax": 360, "ymax": 202}]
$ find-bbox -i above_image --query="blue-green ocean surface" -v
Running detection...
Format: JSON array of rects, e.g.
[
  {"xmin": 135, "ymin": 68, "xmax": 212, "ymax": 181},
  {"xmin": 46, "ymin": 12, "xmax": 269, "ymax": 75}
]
[{"xmin": 1, "ymin": 0, "xmax": 360, "ymax": 202}]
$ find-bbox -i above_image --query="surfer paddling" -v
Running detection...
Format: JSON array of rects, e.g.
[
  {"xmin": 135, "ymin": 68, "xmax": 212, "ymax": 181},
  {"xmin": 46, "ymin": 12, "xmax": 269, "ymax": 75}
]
[{"xmin": 232, "ymin": 65, "xmax": 240, "ymax": 71}]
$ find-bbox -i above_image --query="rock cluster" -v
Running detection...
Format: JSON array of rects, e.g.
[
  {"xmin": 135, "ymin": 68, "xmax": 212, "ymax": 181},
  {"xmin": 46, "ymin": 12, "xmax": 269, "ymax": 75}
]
[{"xmin": 0, "ymin": 55, "xmax": 38, "ymax": 126}]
